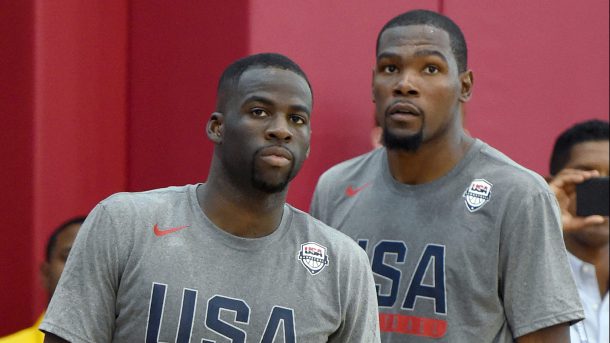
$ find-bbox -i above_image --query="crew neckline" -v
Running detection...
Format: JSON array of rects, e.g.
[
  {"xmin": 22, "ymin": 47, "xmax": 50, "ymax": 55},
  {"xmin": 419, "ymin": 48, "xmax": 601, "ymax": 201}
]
[
  {"xmin": 380, "ymin": 139, "xmax": 484, "ymax": 194},
  {"xmin": 187, "ymin": 184, "xmax": 292, "ymax": 251}
]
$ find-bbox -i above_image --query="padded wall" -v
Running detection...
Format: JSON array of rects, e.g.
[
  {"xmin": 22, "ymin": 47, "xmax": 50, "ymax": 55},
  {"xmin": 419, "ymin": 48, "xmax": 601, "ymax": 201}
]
[
  {"xmin": 1, "ymin": 0, "xmax": 607, "ymax": 334},
  {"xmin": 0, "ymin": 0, "xmax": 128, "ymax": 334}
]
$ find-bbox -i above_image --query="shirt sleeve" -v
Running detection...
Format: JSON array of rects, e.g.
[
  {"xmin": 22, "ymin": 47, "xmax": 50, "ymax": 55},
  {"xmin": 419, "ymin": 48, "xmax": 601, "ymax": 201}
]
[
  {"xmin": 329, "ymin": 247, "xmax": 381, "ymax": 343},
  {"xmin": 499, "ymin": 190, "xmax": 584, "ymax": 338},
  {"xmin": 310, "ymin": 172, "xmax": 330, "ymax": 222},
  {"xmin": 40, "ymin": 203, "xmax": 125, "ymax": 343}
]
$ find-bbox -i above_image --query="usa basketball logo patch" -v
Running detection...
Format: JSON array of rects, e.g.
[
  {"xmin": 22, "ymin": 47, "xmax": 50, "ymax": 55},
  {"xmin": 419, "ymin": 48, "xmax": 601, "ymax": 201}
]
[
  {"xmin": 463, "ymin": 179, "xmax": 493, "ymax": 212},
  {"xmin": 298, "ymin": 242, "xmax": 329, "ymax": 275}
]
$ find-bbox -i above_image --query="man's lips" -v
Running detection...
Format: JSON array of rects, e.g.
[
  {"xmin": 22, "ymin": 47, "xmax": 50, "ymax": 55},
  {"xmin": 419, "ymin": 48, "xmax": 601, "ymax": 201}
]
[
  {"xmin": 386, "ymin": 102, "xmax": 422, "ymax": 117},
  {"xmin": 259, "ymin": 146, "xmax": 293, "ymax": 167}
]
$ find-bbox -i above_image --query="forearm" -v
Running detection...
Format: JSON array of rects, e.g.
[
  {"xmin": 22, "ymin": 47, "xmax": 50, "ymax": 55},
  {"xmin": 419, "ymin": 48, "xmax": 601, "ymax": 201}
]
[
  {"xmin": 516, "ymin": 323, "xmax": 571, "ymax": 343},
  {"xmin": 44, "ymin": 333, "xmax": 70, "ymax": 343}
]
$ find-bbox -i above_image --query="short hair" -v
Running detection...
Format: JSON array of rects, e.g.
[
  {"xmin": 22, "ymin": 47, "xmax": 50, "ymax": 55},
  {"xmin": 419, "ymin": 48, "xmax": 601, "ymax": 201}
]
[
  {"xmin": 45, "ymin": 216, "xmax": 86, "ymax": 262},
  {"xmin": 215, "ymin": 53, "xmax": 312, "ymax": 111},
  {"xmin": 550, "ymin": 119, "xmax": 609, "ymax": 175},
  {"xmin": 376, "ymin": 9, "xmax": 468, "ymax": 72}
]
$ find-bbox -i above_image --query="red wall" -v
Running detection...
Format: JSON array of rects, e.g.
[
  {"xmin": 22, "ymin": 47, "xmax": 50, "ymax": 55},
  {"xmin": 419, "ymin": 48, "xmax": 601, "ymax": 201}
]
[
  {"xmin": 32, "ymin": 0, "xmax": 129, "ymax": 316},
  {"xmin": 1, "ymin": 0, "xmax": 608, "ymax": 335},
  {"xmin": 449, "ymin": 0, "xmax": 609, "ymax": 171},
  {"xmin": 248, "ymin": 0, "xmax": 609, "ymax": 210},
  {"xmin": 249, "ymin": 0, "xmax": 441, "ymax": 209},
  {"xmin": 0, "ymin": 0, "xmax": 128, "ymax": 334},
  {"xmin": 0, "ymin": 0, "xmax": 36, "ymax": 333},
  {"xmin": 128, "ymin": 0, "xmax": 249, "ymax": 191}
]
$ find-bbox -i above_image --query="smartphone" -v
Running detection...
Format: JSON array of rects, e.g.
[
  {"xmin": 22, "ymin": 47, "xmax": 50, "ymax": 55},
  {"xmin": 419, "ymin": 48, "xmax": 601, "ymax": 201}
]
[{"xmin": 576, "ymin": 176, "xmax": 609, "ymax": 216}]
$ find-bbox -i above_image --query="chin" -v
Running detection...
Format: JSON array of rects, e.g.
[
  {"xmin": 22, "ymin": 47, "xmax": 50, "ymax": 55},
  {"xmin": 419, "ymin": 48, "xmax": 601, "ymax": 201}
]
[
  {"xmin": 251, "ymin": 160, "xmax": 295, "ymax": 194},
  {"xmin": 570, "ymin": 224, "xmax": 610, "ymax": 248},
  {"xmin": 383, "ymin": 128, "xmax": 424, "ymax": 151},
  {"xmin": 251, "ymin": 171, "xmax": 291, "ymax": 194},
  {"xmin": 252, "ymin": 180, "xmax": 289, "ymax": 194}
]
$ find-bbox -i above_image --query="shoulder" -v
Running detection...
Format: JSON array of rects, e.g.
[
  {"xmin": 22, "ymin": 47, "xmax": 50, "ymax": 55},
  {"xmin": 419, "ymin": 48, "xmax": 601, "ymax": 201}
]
[
  {"xmin": 315, "ymin": 148, "xmax": 384, "ymax": 195},
  {"xmin": 82, "ymin": 184, "xmax": 197, "ymax": 240},
  {"xmin": 319, "ymin": 148, "xmax": 383, "ymax": 182},
  {"xmin": 286, "ymin": 206, "xmax": 369, "ymax": 262},
  {"xmin": 474, "ymin": 141, "xmax": 551, "ymax": 196},
  {"xmin": 99, "ymin": 184, "xmax": 195, "ymax": 214}
]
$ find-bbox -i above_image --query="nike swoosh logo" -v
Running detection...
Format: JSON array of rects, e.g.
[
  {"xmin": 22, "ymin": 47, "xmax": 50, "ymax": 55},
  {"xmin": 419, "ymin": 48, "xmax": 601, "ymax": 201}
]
[
  {"xmin": 345, "ymin": 183, "xmax": 370, "ymax": 197},
  {"xmin": 153, "ymin": 224, "xmax": 190, "ymax": 237}
]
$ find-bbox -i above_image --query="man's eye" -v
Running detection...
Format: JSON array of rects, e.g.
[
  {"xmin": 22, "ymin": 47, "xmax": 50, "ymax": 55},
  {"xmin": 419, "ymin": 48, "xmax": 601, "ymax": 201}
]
[
  {"xmin": 251, "ymin": 108, "xmax": 268, "ymax": 117},
  {"xmin": 383, "ymin": 65, "xmax": 398, "ymax": 73},
  {"xmin": 290, "ymin": 114, "xmax": 307, "ymax": 125},
  {"xmin": 424, "ymin": 65, "xmax": 439, "ymax": 74}
]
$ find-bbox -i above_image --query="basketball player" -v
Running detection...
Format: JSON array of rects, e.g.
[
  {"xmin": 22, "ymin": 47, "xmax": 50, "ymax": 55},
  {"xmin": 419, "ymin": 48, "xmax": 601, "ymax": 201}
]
[
  {"xmin": 311, "ymin": 10, "xmax": 583, "ymax": 342},
  {"xmin": 547, "ymin": 119, "xmax": 608, "ymax": 343},
  {"xmin": 41, "ymin": 53, "xmax": 380, "ymax": 342}
]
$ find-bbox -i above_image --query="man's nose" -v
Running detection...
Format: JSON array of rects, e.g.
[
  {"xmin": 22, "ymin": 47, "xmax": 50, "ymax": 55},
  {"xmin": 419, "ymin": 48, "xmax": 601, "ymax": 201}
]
[
  {"xmin": 393, "ymin": 70, "xmax": 419, "ymax": 96},
  {"xmin": 265, "ymin": 115, "xmax": 292, "ymax": 142}
]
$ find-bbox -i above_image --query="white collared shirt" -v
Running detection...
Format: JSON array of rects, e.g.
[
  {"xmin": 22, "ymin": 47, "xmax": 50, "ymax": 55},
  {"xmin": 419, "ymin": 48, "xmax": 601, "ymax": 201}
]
[{"xmin": 568, "ymin": 253, "xmax": 609, "ymax": 343}]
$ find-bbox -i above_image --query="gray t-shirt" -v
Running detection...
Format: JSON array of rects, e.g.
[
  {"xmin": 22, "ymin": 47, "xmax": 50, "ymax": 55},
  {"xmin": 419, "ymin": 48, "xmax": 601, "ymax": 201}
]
[
  {"xmin": 311, "ymin": 139, "xmax": 584, "ymax": 342},
  {"xmin": 41, "ymin": 184, "xmax": 380, "ymax": 343}
]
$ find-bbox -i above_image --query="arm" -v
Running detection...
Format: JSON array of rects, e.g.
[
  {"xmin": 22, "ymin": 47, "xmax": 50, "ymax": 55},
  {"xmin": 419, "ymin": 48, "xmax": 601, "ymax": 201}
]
[
  {"xmin": 44, "ymin": 333, "xmax": 70, "ymax": 343},
  {"xmin": 329, "ymin": 248, "xmax": 380, "ymax": 343},
  {"xmin": 516, "ymin": 323, "xmax": 571, "ymax": 343},
  {"xmin": 499, "ymin": 188, "xmax": 584, "ymax": 338},
  {"xmin": 548, "ymin": 168, "xmax": 604, "ymax": 232},
  {"xmin": 39, "ymin": 204, "xmax": 122, "ymax": 342}
]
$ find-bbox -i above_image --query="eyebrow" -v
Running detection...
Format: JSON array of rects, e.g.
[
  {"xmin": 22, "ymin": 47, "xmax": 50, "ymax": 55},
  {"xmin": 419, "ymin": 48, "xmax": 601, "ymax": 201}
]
[
  {"xmin": 242, "ymin": 95, "xmax": 274, "ymax": 107},
  {"xmin": 413, "ymin": 49, "xmax": 448, "ymax": 64},
  {"xmin": 569, "ymin": 164, "xmax": 600, "ymax": 171},
  {"xmin": 376, "ymin": 52, "xmax": 400, "ymax": 61},
  {"xmin": 377, "ymin": 50, "xmax": 448, "ymax": 64},
  {"xmin": 242, "ymin": 95, "xmax": 311, "ymax": 115}
]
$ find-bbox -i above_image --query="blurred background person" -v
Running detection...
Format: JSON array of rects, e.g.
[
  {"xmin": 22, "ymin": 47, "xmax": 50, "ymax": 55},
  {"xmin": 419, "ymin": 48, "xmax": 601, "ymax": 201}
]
[
  {"xmin": 0, "ymin": 217, "xmax": 85, "ymax": 343},
  {"xmin": 548, "ymin": 119, "xmax": 609, "ymax": 343}
]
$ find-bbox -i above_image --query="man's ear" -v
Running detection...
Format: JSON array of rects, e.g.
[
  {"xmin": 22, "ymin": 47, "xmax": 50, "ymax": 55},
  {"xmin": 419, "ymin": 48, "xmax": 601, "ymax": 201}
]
[
  {"xmin": 371, "ymin": 68, "xmax": 376, "ymax": 103},
  {"xmin": 207, "ymin": 112, "xmax": 224, "ymax": 144},
  {"xmin": 459, "ymin": 70, "xmax": 474, "ymax": 103},
  {"xmin": 40, "ymin": 262, "xmax": 51, "ymax": 293}
]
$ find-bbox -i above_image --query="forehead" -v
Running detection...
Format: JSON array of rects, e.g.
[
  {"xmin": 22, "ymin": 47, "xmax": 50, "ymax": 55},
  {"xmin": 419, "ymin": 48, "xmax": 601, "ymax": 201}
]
[
  {"xmin": 236, "ymin": 67, "xmax": 312, "ymax": 108},
  {"xmin": 53, "ymin": 224, "xmax": 80, "ymax": 251},
  {"xmin": 378, "ymin": 24, "xmax": 453, "ymax": 59},
  {"xmin": 565, "ymin": 140, "xmax": 609, "ymax": 171}
]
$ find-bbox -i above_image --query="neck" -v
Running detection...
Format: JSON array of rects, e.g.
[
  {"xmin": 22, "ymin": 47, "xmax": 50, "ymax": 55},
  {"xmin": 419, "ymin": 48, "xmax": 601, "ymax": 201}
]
[
  {"xmin": 198, "ymin": 161, "xmax": 287, "ymax": 238},
  {"xmin": 565, "ymin": 238, "xmax": 609, "ymax": 295},
  {"xmin": 386, "ymin": 130, "xmax": 474, "ymax": 184}
]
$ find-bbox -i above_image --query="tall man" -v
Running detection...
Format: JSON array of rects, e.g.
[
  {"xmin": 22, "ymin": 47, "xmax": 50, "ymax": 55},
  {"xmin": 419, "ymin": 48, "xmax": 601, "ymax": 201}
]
[
  {"xmin": 548, "ymin": 119, "xmax": 609, "ymax": 343},
  {"xmin": 311, "ymin": 10, "xmax": 583, "ymax": 342},
  {"xmin": 41, "ymin": 53, "xmax": 380, "ymax": 343},
  {"xmin": 0, "ymin": 217, "xmax": 84, "ymax": 343}
]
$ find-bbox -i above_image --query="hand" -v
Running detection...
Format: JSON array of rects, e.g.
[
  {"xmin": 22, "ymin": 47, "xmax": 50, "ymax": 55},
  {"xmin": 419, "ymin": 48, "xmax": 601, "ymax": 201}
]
[{"xmin": 548, "ymin": 169, "xmax": 605, "ymax": 232}]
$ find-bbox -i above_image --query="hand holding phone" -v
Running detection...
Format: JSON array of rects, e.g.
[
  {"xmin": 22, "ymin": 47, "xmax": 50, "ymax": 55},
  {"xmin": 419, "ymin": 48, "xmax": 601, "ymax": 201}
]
[{"xmin": 576, "ymin": 176, "xmax": 609, "ymax": 217}]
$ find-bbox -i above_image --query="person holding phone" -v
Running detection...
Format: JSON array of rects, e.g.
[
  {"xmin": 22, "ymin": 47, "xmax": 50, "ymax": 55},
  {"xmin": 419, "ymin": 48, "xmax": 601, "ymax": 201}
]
[{"xmin": 548, "ymin": 119, "xmax": 609, "ymax": 343}]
